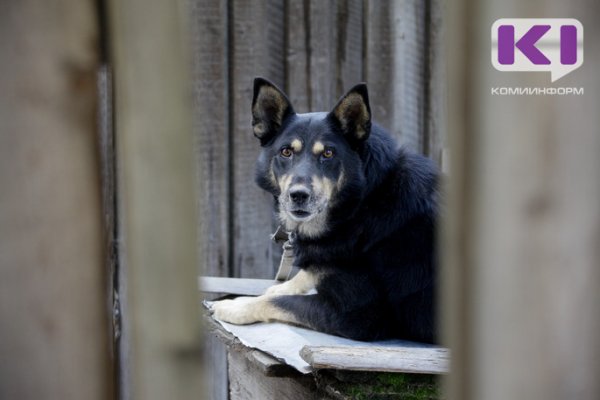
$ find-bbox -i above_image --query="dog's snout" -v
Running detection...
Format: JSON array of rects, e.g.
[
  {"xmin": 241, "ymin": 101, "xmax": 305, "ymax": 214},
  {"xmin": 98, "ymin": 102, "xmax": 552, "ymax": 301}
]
[{"xmin": 289, "ymin": 187, "xmax": 310, "ymax": 205}]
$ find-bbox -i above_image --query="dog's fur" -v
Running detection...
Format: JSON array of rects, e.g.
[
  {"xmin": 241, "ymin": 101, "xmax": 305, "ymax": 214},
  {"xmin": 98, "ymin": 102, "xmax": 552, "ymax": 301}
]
[{"xmin": 212, "ymin": 78, "xmax": 440, "ymax": 343}]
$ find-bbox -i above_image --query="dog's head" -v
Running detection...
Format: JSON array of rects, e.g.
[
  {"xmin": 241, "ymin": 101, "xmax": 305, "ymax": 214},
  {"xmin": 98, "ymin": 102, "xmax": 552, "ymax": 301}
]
[{"xmin": 252, "ymin": 78, "xmax": 371, "ymax": 238}]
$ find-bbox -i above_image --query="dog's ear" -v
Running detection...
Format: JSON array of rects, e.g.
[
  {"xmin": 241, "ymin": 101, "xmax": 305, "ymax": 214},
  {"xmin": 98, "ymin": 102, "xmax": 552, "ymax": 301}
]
[
  {"xmin": 252, "ymin": 77, "xmax": 294, "ymax": 146},
  {"xmin": 329, "ymin": 83, "xmax": 371, "ymax": 145}
]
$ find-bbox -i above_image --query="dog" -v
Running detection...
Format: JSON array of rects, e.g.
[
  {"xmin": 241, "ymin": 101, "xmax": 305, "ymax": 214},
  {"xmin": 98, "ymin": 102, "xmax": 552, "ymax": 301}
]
[{"xmin": 211, "ymin": 77, "xmax": 440, "ymax": 343}]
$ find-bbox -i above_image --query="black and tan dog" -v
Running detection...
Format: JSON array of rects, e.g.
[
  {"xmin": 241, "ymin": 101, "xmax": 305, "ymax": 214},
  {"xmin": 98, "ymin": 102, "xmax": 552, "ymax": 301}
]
[{"xmin": 211, "ymin": 78, "xmax": 440, "ymax": 343}]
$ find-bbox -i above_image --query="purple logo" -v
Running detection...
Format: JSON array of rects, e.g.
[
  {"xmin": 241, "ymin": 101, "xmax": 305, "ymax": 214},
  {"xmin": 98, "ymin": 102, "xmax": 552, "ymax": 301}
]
[{"xmin": 492, "ymin": 19, "xmax": 583, "ymax": 82}]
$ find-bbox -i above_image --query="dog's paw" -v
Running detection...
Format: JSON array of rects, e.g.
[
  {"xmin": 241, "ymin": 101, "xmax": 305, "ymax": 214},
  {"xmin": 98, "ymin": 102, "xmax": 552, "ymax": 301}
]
[{"xmin": 211, "ymin": 296, "xmax": 264, "ymax": 325}]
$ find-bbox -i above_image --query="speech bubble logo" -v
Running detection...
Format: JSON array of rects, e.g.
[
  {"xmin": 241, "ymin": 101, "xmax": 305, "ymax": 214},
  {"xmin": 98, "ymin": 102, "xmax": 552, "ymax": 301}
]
[{"xmin": 492, "ymin": 18, "xmax": 584, "ymax": 83}]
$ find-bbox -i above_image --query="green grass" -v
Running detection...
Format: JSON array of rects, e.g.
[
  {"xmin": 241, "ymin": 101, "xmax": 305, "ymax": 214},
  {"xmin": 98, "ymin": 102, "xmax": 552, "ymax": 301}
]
[{"xmin": 333, "ymin": 372, "xmax": 441, "ymax": 400}]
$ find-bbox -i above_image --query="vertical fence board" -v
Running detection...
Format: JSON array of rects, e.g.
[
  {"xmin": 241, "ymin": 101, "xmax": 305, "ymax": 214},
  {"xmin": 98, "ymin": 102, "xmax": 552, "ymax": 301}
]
[
  {"xmin": 392, "ymin": 0, "xmax": 428, "ymax": 152},
  {"xmin": 308, "ymin": 0, "xmax": 337, "ymax": 111},
  {"xmin": 444, "ymin": 1, "xmax": 600, "ymax": 399},
  {"xmin": 0, "ymin": 1, "xmax": 111, "ymax": 398},
  {"xmin": 109, "ymin": 0, "xmax": 204, "ymax": 398},
  {"xmin": 187, "ymin": 2, "xmax": 230, "ymax": 399},
  {"xmin": 285, "ymin": 0, "xmax": 310, "ymax": 113},
  {"xmin": 231, "ymin": 0, "xmax": 285, "ymax": 279},
  {"xmin": 336, "ymin": 0, "xmax": 364, "ymax": 97},
  {"xmin": 188, "ymin": 0, "xmax": 231, "ymax": 279},
  {"xmin": 365, "ymin": 0, "xmax": 395, "ymax": 133},
  {"xmin": 425, "ymin": 0, "xmax": 446, "ymax": 163},
  {"xmin": 366, "ymin": 0, "xmax": 429, "ymax": 154}
]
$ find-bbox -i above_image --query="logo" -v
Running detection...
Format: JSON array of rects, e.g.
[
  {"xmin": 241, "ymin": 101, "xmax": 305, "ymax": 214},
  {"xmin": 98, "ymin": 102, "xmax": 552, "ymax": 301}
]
[{"xmin": 492, "ymin": 18, "xmax": 583, "ymax": 82}]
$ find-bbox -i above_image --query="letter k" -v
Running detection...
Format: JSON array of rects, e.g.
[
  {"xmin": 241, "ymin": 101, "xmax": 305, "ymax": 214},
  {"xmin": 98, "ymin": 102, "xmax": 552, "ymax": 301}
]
[{"xmin": 516, "ymin": 25, "xmax": 551, "ymax": 65}]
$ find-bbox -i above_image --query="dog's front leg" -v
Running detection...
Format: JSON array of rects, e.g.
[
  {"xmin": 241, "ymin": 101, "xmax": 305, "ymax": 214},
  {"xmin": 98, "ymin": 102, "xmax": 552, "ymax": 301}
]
[
  {"xmin": 211, "ymin": 295, "xmax": 300, "ymax": 325},
  {"xmin": 264, "ymin": 269, "xmax": 317, "ymax": 296}
]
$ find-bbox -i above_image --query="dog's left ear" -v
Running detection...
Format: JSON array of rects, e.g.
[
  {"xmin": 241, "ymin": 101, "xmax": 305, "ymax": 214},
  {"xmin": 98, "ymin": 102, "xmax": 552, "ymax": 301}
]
[
  {"xmin": 329, "ymin": 83, "xmax": 371, "ymax": 144},
  {"xmin": 252, "ymin": 77, "xmax": 294, "ymax": 146}
]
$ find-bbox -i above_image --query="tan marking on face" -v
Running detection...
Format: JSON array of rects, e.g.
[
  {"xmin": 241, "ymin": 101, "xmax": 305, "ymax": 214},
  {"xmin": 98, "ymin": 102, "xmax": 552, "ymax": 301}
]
[
  {"xmin": 291, "ymin": 139, "xmax": 303, "ymax": 152},
  {"xmin": 312, "ymin": 175, "xmax": 335, "ymax": 202},
  {"xmin": 278, "ymin": 174, "xmax": 293, "ymax": 193},
  {"xmin": 336, "ymin": 169, "xmax": 345, "ymax": 191},
  {"xmin": 268, "ymin": 167, "xmax": 277, "ymax": 188},
  {"xmin": 312, "ymin": 141, "xmax": 325, "ymax": 155}
]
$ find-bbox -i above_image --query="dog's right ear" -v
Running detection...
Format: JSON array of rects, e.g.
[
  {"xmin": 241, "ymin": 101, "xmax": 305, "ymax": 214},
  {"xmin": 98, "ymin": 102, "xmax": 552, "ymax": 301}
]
[{"xmin": 252, "ymin": 78, "xmax": 294, "ymax": 146}]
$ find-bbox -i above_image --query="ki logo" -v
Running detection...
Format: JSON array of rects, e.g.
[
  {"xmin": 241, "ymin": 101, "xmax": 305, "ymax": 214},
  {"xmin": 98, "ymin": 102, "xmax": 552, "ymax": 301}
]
[{"xmin": 491, "ymin": 18, "xmax": 583, "ymax": 82}]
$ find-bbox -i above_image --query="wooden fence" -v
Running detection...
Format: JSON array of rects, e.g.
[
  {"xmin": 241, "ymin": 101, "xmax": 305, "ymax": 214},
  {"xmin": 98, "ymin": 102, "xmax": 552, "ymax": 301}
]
[{"xmin": 187, "ymin": 0, "xmax": 445, "ymax": 281}]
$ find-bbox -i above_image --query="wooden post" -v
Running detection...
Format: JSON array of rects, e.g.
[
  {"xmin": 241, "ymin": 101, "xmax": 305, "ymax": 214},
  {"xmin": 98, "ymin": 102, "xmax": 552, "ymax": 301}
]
[
  {"xmin": 108, "ymin": 0, "xmax": 204, "ymax": 399},
  {"xmin": 0, "ymin": 1, "xmax": 112, "ymax": 399},
  {"xmin": 443, "ymin": 0, "xmax": 600, "ymax": 399},
  {"xmin": 230, "ymin": 0, "xmax": 285, "ymax": 279}
]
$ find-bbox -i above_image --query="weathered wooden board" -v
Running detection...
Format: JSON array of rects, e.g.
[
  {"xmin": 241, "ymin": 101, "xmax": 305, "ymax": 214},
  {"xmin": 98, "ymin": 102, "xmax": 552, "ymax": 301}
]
[
  {"xmin": 199, "ymin": 276, "xmax": 276, "ymax": 296},
  {"xmin": 392, "ymin": 0, "xmax": 428, "ymax": 153},
  {"xmin": 230, "ymin": 0, "xmax": 285, "ymax": 279},
  {"xmin": 366, "ymin": 0, "xmax": 429, "ymax": 154},
  {"xmin": 188, "ymin": 0, "xmax": 231, "ymax": 278},
  {"xmin": 0, "ymin": 1, "xmax": 111, "ymax": 398},
  {"xmin": 109, "ymin": 0, "xmax": 204, "ymax": 398},
  {"xmin": 285, "ymin": 0, "xmax": 310, "ymax": 112},
  {"xmin": 365, "ymin": 0, "xmax": 394, "ymax": 133},
  {"xmin": 335, "ymin": 0, "xmax": 364, "ymax": 95},
  {"xmin": 307, "ymin": 0, "xmax": 337, "ymax": 111},
  {"xmin": 300, "ymin": 345, "xmax": 449, "ymax": 375},
  {"xmin": 444, "ymin": 0, "xmax": 600, "ymax": 399},
  {"xmin": 228, "ymin": 350, "xmax": 321, "ymax": 400}
]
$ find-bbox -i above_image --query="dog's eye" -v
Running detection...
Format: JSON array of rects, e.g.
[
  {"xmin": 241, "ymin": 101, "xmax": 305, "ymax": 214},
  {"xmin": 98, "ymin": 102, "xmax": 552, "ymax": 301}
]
[
  {"xmin": 280, "ymin": 147, "xmax": 293, "ymax": 158},
  {"xmin": 322, "ymin": 149, "xmax": 334, "ymax": 159}
]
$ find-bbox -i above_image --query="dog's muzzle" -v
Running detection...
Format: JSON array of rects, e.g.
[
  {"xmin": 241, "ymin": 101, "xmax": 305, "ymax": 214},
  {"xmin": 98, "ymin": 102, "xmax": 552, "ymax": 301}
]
[{"xmin": 284, "ymin": 184, "xmax": 320, "ymax": 222}]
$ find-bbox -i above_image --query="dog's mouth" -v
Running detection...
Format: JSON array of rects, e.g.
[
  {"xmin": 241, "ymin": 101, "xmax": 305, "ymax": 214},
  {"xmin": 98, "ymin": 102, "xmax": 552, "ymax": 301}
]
[{"xmin": 289, "ymin": 209, "xmax": 313, "ymax": 222}]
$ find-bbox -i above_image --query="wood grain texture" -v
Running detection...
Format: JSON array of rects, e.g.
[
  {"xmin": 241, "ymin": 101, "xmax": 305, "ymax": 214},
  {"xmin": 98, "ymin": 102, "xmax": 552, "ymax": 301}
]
[
  {"xmin": 0, "ymin": 1, "xmax": 111, "ymax": 398},
  {"xmin": 308, "ymin": 0, "xmax": 337, "ymax": 110},
  {"xmin": 228, "ymin": 350, "xmax": 321, "ymax": 400},
  {"xmin": 109, "ymin": 0, "xmax": 204, "ymax": 398},
  {"xmin": 391, "ymin": 0, "xmax": 427, "ymax": 152},
  {"xmin": 365, "ymin": 0, "xmax": 394, "ymax": 133},
  {"xmin": 444, "ymin": 0, "xmax": 600, "ymax": 399},
  {"xmin": 335, "ymin": 0, "xmax": 364, "ymax": 97},
  {"xmin": 230, "ymin": 0, "xmax": 285, "ymax": 279},
  {"xmin": 300, "ymin": 345, "xmax": 449, "ymax": 374},
  {"xmin": 188, "ymin": 0, "xmax": 231, "ymax": 278}
]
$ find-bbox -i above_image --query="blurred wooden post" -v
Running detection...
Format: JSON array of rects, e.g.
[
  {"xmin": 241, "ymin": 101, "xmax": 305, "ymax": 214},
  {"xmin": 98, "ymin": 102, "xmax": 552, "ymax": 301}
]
[
  {"xmin": 0, "ymin": 1, "xmax": 112, "ymax": 399},
  {"xmin": 444, "ymin": 0, "xmax": 600, "ymax": 399},
  {"xmin": 108, "ymin": 0, "xmax": 204, "ymax": 399}
]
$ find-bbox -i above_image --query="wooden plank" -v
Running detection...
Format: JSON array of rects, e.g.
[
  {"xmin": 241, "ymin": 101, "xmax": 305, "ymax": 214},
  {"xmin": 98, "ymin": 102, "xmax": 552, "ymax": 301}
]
[
  {"xmin": 187, "ymin": 0, "xmax": 231, "ymax": 278},
  {"xmin": 300, "ymin": 345, "xmax": 449, "ymax": 375},
  {"xmin": 365, "ymin": 0, "xmax": 394, "ymax": 133},
  {"xmin": 0, "ymin": 1, "xmax": 112, "ymax": 398},
  {"xmin": 108, "ymin": 0, "xmax": 204, "ymax": 399},
  {"xmin": 391, "ymin": 0, "xmax": 428, "ymax": 152},
  {"xmin": 285, "ymin": 0, "xmax": 310, "ymax": 112},
  {"xmin": 308, "ymin": 0, "xmax": 337, "ymax": 110},
  {"xmin": 444, "ymin": 0, "xmax": 600, "ymax": 399},
  {"xmin": 228, "ymin": 350, "xmax": 320, "ymax": 400},
  {"xmin": 230, "ymin": 0, "xmax": 285, "ymax": 279},
  {"xmin": 335, "ymin": 0, "xmax": 364, "ymax": 96},
  {"xmin": 424, "ymin": 0, "xmax": 447, "ymax": 163},
  {"xmin": 204, "ymin": 332, "xmax": 229, "ymax": 400},
  {"xmin": 186, "ymin": 5, "xmax": 231, "ymax": 399},
  {"xmin": 199, "ymin": 277, "xmax": 276, "ymax": 296}
]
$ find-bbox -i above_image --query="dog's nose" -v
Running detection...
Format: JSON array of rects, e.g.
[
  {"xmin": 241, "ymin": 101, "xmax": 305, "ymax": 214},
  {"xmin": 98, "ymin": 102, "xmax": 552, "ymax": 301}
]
[{"xmin": 289, "ymin": 187, "xmax": 310, "ymax": 205}]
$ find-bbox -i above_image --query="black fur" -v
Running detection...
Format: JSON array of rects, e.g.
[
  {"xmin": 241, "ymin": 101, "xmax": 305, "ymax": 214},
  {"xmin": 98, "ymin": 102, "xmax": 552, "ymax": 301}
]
[{"xmin": 253, "ymin": 78, "xmax": 440, "ymax": 343}]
